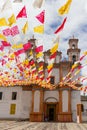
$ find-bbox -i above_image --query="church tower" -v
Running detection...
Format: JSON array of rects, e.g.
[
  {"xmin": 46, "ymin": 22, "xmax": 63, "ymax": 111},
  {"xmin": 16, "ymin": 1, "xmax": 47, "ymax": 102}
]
[{"xmin": 67, "ymin": 37, "xmax": 81, "ymax": 63}]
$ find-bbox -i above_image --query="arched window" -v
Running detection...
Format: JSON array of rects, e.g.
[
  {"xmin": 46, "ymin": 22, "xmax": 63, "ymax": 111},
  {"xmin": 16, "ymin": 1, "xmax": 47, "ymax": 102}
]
[
  {"xmin": 72, "ymin": 44, "xmax": 75, "ymax": 49},
  {"xmin": 72, "ymin": 55, "xmax": 76, "ymax": 63}
]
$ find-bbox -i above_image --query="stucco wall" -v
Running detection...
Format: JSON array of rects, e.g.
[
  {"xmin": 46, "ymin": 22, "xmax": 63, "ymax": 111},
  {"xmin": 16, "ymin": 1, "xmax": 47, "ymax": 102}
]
[
  {"xmin": 0, "ymin": 87, "xmax": 22, "ymax": 119},
  {"xmin": 44, "ymin": 90, "xmax": 59, "ymax": 102},
  {"xmin": 21, "ymin": 91, "xmax": 32, "ymax": 119},
  {"xmin": 71, "ymin": 90, "xmax": 81, "ymax": 122}
]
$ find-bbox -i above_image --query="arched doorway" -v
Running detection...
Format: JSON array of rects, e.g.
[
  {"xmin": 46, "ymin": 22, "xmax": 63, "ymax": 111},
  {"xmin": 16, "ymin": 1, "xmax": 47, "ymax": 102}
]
[{"xmin": 44, "ymin": 97, "xmax": 58, "ymax": 122}]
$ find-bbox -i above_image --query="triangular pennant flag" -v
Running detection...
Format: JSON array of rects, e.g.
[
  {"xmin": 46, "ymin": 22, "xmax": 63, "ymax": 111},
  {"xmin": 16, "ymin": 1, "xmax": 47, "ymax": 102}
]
[
  {"xmin": 1, "ymin": 0, "xmax": 12, "ymax": 12},
  {"xmin": 12, "ymin": 43, "xmax": 23, "ymax": 49},
  {"xmin": 50, "ymin": 43, "xmax": 58, "ymax": 54},
  {"xmin": 2, "ymin": 28, "xmax": 11, "ymax": 36},
  {"xmin": 16, "ymin": 6, "xmax": 27, "ymax": 19},
  {"xmin": 0, "ymin": 34, "xmax": 7, "ymax": 41},
  {"xmin": 58, "ymin": 0, "xmax": 72, "ymax": 15},
  {"xmin": 22, "ymin": 21, "xmax": 28, "ymax": 34},
  {"xmin": 34, "ymin": 25, "xmax": 44, "ymax": 34},
  {"xmin": 0, "ymin": 18, "xmax": 8, "ymax": 27},
  {"xmin": 11, "ymin": 25, "xmax": 19, "ymax": 36},
  {"xmin": 33, "ymin": 0, "xmax": 44, "ymax": 8},
  {"xmin": 8, "ymin": 14, "xmax": 16, "ymax": 26},
  {"xmin": 36, "ymin": 10, "xmax": 45, "ymax": 24},
  {"xmin": 1, "ymin": 41, "xmax": 11, "ymax": 47},
  {"xmin": 54, "ymin": 17, "xmax": 67, "ymax": 34},
  {"xmin": 35, "ymin": 45, "xmax": 43, "ymax": 53},
  {"xmin": 13, "ymin": 0, "xmax": 22, "ymax": 3}
]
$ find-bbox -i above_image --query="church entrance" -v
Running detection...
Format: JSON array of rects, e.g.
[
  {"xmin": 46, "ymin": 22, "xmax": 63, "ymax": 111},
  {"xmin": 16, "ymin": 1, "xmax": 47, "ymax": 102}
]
[
  {"xmin": 47, "ymin": 104, "xmax": 56, "ymax": 121},
  {"xmin": 44, "ymin": 102, "xmax": 58, "ymax": 122}
]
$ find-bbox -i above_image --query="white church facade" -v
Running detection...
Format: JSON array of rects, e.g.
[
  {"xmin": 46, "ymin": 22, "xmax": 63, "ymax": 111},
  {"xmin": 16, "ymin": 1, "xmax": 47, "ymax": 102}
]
[{"xmin": 0, "ymin": 37, "xmax": 83, "ymax": 122}]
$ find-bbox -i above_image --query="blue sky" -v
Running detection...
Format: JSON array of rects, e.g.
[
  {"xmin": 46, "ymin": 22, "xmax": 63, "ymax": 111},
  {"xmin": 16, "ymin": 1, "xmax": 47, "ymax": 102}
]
[{"xmin": 0, "ymin": 0, "xmax": 87, "ymax": 78}]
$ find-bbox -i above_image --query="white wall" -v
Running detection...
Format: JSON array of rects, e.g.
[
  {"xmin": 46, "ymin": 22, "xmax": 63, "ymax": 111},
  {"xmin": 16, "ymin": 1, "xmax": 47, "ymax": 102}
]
[
  {"xmin": 21, "ymin": 91, "xmax": 32, "ymax": 119},
  {"xmin": 44, "ymin": 90, "xmax": 59, "ymax": 102},
  {"xmin": 0, "ymin": 87, "xmax": 32, "ymax": 119},
  {"xmin": 34, "ymin": 90, "xmax": 40, "ymax": 112},
  {"xmin": 62, "ymin": 90, "xmax": 68, "ymax": 112},
  {"xmin": 0, "ymin": 87, "xmax": 22, "ymax": 119},
  {"xmin": 71, "ymin": 90, "xmax": 81, "ymax": 122}
]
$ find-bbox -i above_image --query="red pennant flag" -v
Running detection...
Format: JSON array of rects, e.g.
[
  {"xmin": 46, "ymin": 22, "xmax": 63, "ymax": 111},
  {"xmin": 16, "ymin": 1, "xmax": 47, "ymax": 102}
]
[
  {"xmin": 11, "ymin": 25, "xmax": 19, "ymax": 36},
  {"xmin": 1, "ymin": 41, "xmax": 11, "ymax": 47},
  {"xmin": 23, "ymin": 42, "xmax": 31, "ymax": 51},
  {"xmin": 47, "ymin": 68, "xmax": 53, "ymax": 73},
  {"xmin": 16, "ymin": 6, "xmax": 27, "ymax": 19},
  {"xmin": 50, "ymin": 52, "xmax": 56, "ymax": 59},
  {"xmin": 36, "ymin": 10, "xmax": 45, "ymax": 24},
  {"xmin": 1, "ymin": 59, "xmax": 6, "ymax": 66},
  {"xmin": 30, "ymin": 60, "xmax": 34, "ymax": 65},
  {"xmin": 35, "ymin": 45, "xmax": 43, "ymax": 53},
  {"xmin": 80, "ymin": 55, "xmax": 86, "ymax": 61},
  {"xmin": 54, "ymin": 17, "xmax": 67, "ymax": 34},
  {"xmin": 14, "ymin": 49, "xmax": 25, "ymax": 56},
  {"xmin": 0, "ymin": 45, "xmax": 4, "ymax": 51},
  {"xmin": 3, "ymin": 28, "xmax": 11, "ymax": 36}
]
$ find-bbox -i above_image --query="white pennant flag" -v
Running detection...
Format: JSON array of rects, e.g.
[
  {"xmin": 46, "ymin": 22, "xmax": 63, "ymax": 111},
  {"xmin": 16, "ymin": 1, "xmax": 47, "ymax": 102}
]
[
  {"xmin": 13, "ymin": 0, "xmax": 22, "ymax": 3},
  {"xmin": 33, "ymin": 0, "xmax": 44, "ymax": 8},
  {"xmin": 1, "ymin": 0, "xmax": 12, "ymax": 12}
]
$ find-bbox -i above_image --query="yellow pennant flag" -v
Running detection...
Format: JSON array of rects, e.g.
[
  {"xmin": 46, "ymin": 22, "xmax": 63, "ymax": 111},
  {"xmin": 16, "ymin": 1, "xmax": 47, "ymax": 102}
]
[
  {"xmin": 58, "ymin": 0, "xmax": 72, "ymax": 15},
  {"xmin": 12, "ymin": 43, "xmax": 23, "ymax": 49},
  {"xmin": 29, "ymin": 50, "xmax": 33, "ymax": 55},
  {"xmin": 74, "ymin": 70, "xmax": 80, "ymax": 76},
  {"xmin": 50, "ymin": 43, "xmax": 58, "ymax": 54},
  {"xmin": 22, "ymin": 21, "xmax": 28, "ymax": 34},
  {"xmin": 0, "ymin": 18, "xmax": 8, "ymax": 26},
  {"xmin": 9, "ymin": 53, "xmax": 15, "ymax": 59},
  {"xmin": 34, "ymin": 25, "xmax": 44, "ymax": 34},
  {"xmin": 83, "ymin": 51, "xmax": 87, "ymax": 55},
  {"xmin": 36, "ymin": 52, "xmax": 43, "ymax": 58},
  {"xmin": 0, "ymin": 34, "xmax": 7, "ymax": 41},
  {"xmin": 6, "ymin": 63, "xmax": 10, "ymax": 68},
  {"xmin": 13, "ymin": 68, "xmax": 17, "ymax": 73},
  {"xmin": 8, "ymin": 14, "xmax": 16, "ymax": 26},
  {"xmin": 38, "ymin": 66, "xmax": 43, "ymax": 71},
  {"xmin": 47, "ymin": 63, "xmax": 53, "ymax": 70}
]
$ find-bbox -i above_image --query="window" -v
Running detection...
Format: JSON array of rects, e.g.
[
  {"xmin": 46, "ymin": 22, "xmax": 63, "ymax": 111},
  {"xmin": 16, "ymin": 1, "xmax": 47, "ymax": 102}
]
[
  {"xmin": 72, "ymin": 55, "xmax": 76, "ymax": 64},
  {"xmin": 12, "ymin": 92, "xmax": 17, "ymax": 100},
  {"xmin": 81, "ymin": 104, "xmax": 84, "ymax": 112},
  {"xmin": 10, "ymin": 104, "xmax": 16, "ymax": 115},
  {"xmin": 50, "ymin": 76, "xmax": 55, "ymax": 84},
  {"xmin": 0, "ymin": 92, "xmax": 3, "ymax": 100},
  {"xmin": 72, "ymin": 44, "xmax": 75, "ymax": 49}
]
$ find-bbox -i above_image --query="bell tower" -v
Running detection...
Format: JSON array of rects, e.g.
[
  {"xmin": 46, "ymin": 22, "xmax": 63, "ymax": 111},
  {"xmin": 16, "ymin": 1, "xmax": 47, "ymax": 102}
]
[{"xmin": 67, "ymin": 36, "xmax": 81, "ymax": 63}]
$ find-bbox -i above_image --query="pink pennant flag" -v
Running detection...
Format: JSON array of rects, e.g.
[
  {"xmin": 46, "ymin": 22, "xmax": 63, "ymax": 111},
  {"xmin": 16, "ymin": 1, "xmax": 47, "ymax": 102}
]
[
  {"xmin": 16, "ymin": 6, "xmax": 27, "ymax": 19},
  {"xmin": 3, "ymin": 28, "xmax": 11, "ymax": 36},
  {"xmin": 1, "ymin": 59, "xmax": 6, "ymax": 66},
  {"xmin": 14, "ymin": 49, "xmax": 25, "ymax": 56},
  {"xmin": 23, "ymin": 42, "xmax": 31, "ymax": 51},
  {"xmin": 11, "ymin": 25, "xmax": 19, "ymax": 36},
  {"xmin": 35, "ymin": 45, "xmax": 43, "ymax": 53},
  {"xmin": 36, "ymin": 10, "xmax": 45, "ymax": 24},
  {"xmin": 1, "ymin": 41, "xmax": 11, "ymax": 47},
  {"xmin": 54, "ymin": 17, "xmax": 67, "ymax": 34},
  {"xmin": 0, "ymin": 45, "xmax": 4, "ymax": 51}
]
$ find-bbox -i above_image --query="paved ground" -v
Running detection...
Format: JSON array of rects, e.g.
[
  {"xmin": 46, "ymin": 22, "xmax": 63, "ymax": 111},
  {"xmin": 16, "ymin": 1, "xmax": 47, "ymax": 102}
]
[{"xmin": 0, "ymin": 121, "xmax": 87, "ymax": 130}]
